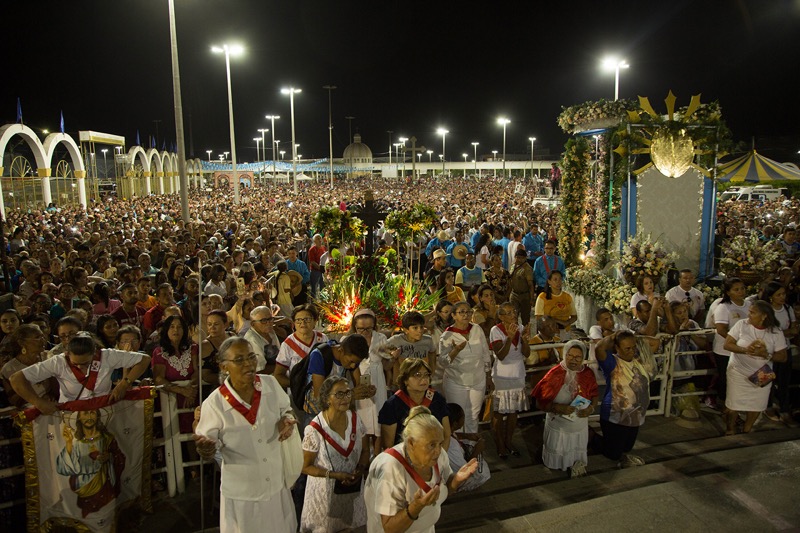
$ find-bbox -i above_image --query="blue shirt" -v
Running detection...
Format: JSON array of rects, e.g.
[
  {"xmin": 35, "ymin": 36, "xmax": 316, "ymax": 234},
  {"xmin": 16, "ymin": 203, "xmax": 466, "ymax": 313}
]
[
  {"xmin": 522, "ymin": 232, "xmax": 544, "ymax": 259},
  {"xmin": 425, "ymin": 238, "xmax": 453, "ymax": 259},
  {"xmin": 287, "ymin": 258, "xmax": 310, "ymax": 284},
  {"xmin": 470, "ymin": 230, "xmax": 482, "ymax": 250},
  {"xmin": 493, "ymin": 237, "xmax": 511, "ymax": 270},
  {"xmin": 446, "ymin": 241, "xmax": 473, "ymax": 268},
  {"xmin": 533, "ymin": 254, "xmax": 566, "ymax": 288}
]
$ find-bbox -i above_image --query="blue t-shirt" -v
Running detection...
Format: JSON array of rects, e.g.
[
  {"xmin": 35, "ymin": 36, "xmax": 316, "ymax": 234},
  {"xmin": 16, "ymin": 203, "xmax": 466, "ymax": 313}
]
[{"xmin": 306, "ymin": 342, "xmax": 346, "ymax": 379}]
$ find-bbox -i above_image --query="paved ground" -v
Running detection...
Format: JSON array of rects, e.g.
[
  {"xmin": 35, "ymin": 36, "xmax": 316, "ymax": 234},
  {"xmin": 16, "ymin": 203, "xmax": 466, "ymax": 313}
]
[{"xmin": 123, "ymin": 407, "xmax": 800, "ymax": 533}]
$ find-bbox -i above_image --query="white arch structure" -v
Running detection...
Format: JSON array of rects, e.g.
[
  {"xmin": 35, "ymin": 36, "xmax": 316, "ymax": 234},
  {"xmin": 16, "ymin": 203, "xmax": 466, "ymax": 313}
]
[{"xmin": 0, "ymin": 123, "xmax": 87, "ymax": 218}]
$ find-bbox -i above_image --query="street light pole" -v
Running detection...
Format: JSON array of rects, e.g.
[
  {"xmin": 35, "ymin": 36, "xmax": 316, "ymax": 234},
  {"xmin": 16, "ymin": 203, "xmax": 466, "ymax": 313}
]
[
  {"xmin": 168, "ymin": 0, "xmax": 190, "ymax": 220},
  {"xmin": 528, "ymin": 137, "xmax": 536, "ymax": 179},
  {"xmin": 101, "ymin": 149, "xmax": 108, "ymax": 180},
  {"xmin": 206, "ymin": 150, "xmax": 212, "ymax": 162},
  {"xmin": 258, "ymin": 128, "xmax": 268, "ymax": 181},
  {"xmin": 399, "ymin": 137, "xmax": 408, "ymax": 179},
  {"xmin": 437, "ymin": 128, "xmax": 448, "ymax": 176},
  {"xmin": 212, "ymin": 43, "xmax": 244, "ymax": 204},
  {"xmin": 427, "ymin": 150, "xmax": 433, "ymax": 163},
  {"xmin": 323, "ymin": 85, "xmax": 336, "ymax": 188},
  {"xmin": 265, "ymin": 115, "xmax": 279, "ymax": 179},
  {"xmin": 462, "ymin": 153, "xmax": 468, "ymax": 177},
  {"xmin": 602, "ymin": 56, "xmax": 630, "ymax": 101},
  {"xmin": 281, "ymin": 87, "xmax": 302, "ymax": 194},
  {"xmin": 472, "ymin": 142, "xmax": 479, "ymax": 178},
  {"xmin": 497, "ymin": 117, "xmax": 510, "ymax": 178},
  {"xmin": 387, "ymin": 130, "xmax": 393, "ymax": 165}
]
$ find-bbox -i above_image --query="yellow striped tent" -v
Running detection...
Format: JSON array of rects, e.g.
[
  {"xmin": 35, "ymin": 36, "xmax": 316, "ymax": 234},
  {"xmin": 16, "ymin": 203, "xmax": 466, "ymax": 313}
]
[{"xmin": 717, "ymin": 150, "xmax": 800, "ymax": 182}]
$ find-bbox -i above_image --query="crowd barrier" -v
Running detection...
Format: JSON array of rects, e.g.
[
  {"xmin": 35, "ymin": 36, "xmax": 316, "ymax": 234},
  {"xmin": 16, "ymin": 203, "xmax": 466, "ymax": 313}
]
[{"xmin": 154, "ymin": 381, "xmax": 201, "ymax": 497}]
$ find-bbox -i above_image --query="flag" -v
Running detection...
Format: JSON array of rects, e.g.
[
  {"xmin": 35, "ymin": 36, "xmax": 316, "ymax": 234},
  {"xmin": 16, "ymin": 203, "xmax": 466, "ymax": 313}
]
[
  {"xmin": 136, "ymin": 130, "xmax": 141, "ymax": 146},
  {"xmin": 16, "ymin": 97, "xmax": 22, "ymax": 123},
  {"xmin": 18, "ymin": 389, "xmax": 154, "ymax": 533},
  {"xmin": 161, "ymin": 139, "xmax": 166, "ymax": 151},
  {"xmin": 60, "ymin": 111, "xmax": 65, "ymax": 133}
]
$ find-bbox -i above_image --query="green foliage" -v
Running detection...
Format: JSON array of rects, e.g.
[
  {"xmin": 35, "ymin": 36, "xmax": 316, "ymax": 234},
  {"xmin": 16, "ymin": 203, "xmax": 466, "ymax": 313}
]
[{"xmin": 557, "ymin": 137, "xmax": 592, "ymax": 267}]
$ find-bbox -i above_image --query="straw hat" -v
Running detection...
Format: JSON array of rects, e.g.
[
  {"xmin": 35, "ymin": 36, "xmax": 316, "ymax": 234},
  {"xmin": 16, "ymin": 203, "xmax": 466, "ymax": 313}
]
[
  {"xmin": 287, "ymin": 270, "xmax": 303, "ymax": 297},
  {"xmin": 436, "ymin": 230, "xmax": 448, "ymax": 241},
  {"xmin": 452, "ymin": 244, "xmax": 468, "ymax": 261}
]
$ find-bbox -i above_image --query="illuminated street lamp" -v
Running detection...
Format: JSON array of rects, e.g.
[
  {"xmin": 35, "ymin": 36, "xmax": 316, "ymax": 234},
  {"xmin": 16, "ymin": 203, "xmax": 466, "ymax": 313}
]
[
  {"xmin": 492, "ymin": 150, "xmax": 498, "ymax": 176},
  {"xmin": 253, "ymin": 137, "xmax": 261, "ymax": 162},
  {"xmin": 399, "ymin": 136, "xmax": 408, "ymax": 178},
  {"xmin": 497, "ymin": 117, "xmax": 510, "ymax": 178},
  {"xmin": 472, "ymin": 141, "xmax": 479, "ymax": 177},
  {"xmin": 602, "ymin": 56, "xmax": 629, "ymax": 101},
  {"xmin": 436, "ymin": 127, "xmax": 448, "ymax": 175},
  {"xmin": 280, "ymin": 150, "xmax": 285, "ymax": 160},
  {"xmin": 427, "ymin": 150, "xmax": 433, "ymax": 162},
  {"xmin": 265, "ymin": 115, "xmax": 280, "ymax": 177},
  {"xmin": 258, "ymin": 127, "xmax": 269, "ymax": 179},
  {"xmin": 211, "ymin": 43, "xmax": 244, "ymax": 204},
  {"xmin": 281, "ymin": 87, "xmax": 302, "ymax": 194},
  {"xmin": 206, "ymin": 149, "xmax": 212, "ymax": 162},
  {"xmin": 528, "ymin": 137, "xmax": 536, "ymax": 179},
  {"xmin": 101, "ymin": 148, "xmax": 108, "ymax": 179},
  {"xmin": 462, "ymin": 153, "xmax": 468, "ymax": 177}
]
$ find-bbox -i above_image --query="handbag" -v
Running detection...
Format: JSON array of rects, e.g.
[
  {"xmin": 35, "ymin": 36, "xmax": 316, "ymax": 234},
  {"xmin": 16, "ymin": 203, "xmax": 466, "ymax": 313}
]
[
  {"xmin": 280, "ymin": 420, "xmax": 303, "ymax": 490},
  {"xmin": 748, "ymin": 363, "xmax": 776, "ymax": 388}
]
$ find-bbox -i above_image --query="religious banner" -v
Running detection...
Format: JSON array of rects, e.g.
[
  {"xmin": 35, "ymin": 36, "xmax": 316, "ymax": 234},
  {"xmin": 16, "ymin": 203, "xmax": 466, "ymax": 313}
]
[{"xmin": 16, "ymin": 388, "xmax": 154, "ymax": 533}]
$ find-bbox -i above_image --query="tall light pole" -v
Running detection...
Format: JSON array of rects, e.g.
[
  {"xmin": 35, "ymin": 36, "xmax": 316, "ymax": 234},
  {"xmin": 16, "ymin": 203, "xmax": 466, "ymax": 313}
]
[
  {"xmin": 258, "ymin": 127, "xmax": 269, "ymax": 179},
  {"xmin": 206, "ymin": 149, "xmax": 212, "ymax": 162},
  {"xmin": 436, "ymin": 127, "xmax": 448, "ymax": 175},
  {"xmin": 211, "ymin": 43, "xmax": 244, "ymax": 204},
  {"xmin": 602, "ymin": 56, "xmax": 629, "ymax": 101},
  {"xmin": 101, "ymin": 148, "xmax": 108, "ymax": 179},
  {"xmin": 168, "ymin": 0, "xmax": 190, "ymax": 220},
  {"xmin": 265, "ymin": 115, "xmax": 279, "ymax": 177},
  {"xmin": 462, "ymin": 153, "xmax": 468, "ymax": 177},
  {"xmin": 427, "ymin": 150, "xmax": 433, "ymax": 162},
  {"xmin": 281, "ymin": 87, "xmax": 302, "ymax": 194},
  {"xmin": 492, "ymin": 150, "xmax": 498, "ymax": 176},
  {"xmin": 253, "ymin": 136, "xmax": 261, "ymax": 183},
  {"xmin": 323, "ymin": 85, "xmax": 336, "ymax": 188},
  {"xmin": 497, "ymin": 117, "xmax": 510, "ymax": 178},
  {"xmin": 399, "ymin": 136, "xmax": 408, "ymax": 178},
  {"xmin": 386, "ymin": 130, "xmax": 393, "ymax": 164},
  {"xmin": 528, "ymin": 137, "xmax": 536, "ymax": 179},
  {"xmin": 472, "ymin": 141, "xmax": 479, "ymax": 178},
  {"xmin": 279, "ymin": 150, "xmax": 285, "ymax": 160}
]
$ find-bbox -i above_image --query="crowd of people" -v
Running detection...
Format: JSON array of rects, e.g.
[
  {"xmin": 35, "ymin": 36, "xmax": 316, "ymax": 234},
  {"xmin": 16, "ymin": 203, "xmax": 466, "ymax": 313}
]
[{"xmin": 1, "ymin": 176, "xmax": 799, "ymax": 532}]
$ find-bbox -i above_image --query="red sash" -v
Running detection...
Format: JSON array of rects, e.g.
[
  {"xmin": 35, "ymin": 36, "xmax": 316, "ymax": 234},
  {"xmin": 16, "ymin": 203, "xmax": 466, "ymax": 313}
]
[
  {"xmin": 395, "ymin": 388, "xmax": 434, "ymax": 409},
  {"xmin": 497, "ymin": 323, "xmax": 520, "ymax": 347},
  {"xmin": 385, "ymin": 447, "xmax": 440, "ymax": 493},
  {"xmin": 284, "ymin": 332, "xmax": 321, "ymax": 361},
  {"xmin": 309, "ymin": 411, "xmax": 358, "ymax": 458},
  {"xmin": 445, "ymin": 324, "xmax": 472, "ymax": 336},
  {"xmin": 68, "ymin": 350, "xmax": 103, "ymax": 392},
  {"xmin": 543, "ymin": 255, "xmax": 553, "ymax": 274},
  {"xmin": 219, "ymin": 379, "xmax": 262, "ymax": 425}
]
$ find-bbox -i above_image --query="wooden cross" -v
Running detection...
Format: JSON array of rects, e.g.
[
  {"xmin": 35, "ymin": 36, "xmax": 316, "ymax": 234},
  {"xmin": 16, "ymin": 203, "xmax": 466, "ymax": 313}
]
[{"xmin": 357, "ymin": 190, "xmax": 388, "ymax": 256}]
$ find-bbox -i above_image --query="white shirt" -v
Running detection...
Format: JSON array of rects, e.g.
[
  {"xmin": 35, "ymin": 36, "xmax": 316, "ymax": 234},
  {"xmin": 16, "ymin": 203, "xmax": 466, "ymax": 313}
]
[
  {"xmin": 439, "ymin": 324, "xmax": 492, "ymax": 388},
  {"xmin": 727, "ymin": 319, "xmax": 786, "ymax": 376},
  {"xmin": 364, "ymin": 443, "xmax": 453, "ymax": 533},
  {"xmin": 195, "ymin": 375, "xmax": 294, "ymax": 501},
  {"xmin": 22, "ymin": 349, "xmax": 145, "ymax": 402},
  {"xmin": 713, "ymin": 300, "xmax": 752, "ymax": 355},
  {"xmin": 244, "ymin": 328, "xmax": 280, "ymax": 372},
  {"xmin": 275, "ymin": 331, "xmax": 328, "ymax": 372},
  {"xmin": 665, "ymin": 286, "xmax": 706, "ymax": 317}
]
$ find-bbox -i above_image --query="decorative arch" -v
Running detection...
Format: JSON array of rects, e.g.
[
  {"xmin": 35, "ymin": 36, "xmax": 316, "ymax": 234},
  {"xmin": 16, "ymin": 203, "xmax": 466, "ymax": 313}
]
[
  {"xmin": 127, "ymin": 146, "xmax": 151, "ymax": 173},
  {"xmin": 0, "ymin": 124, "xmax": 47, "ymax": 170},
  {"xmin": 42, "ymin": 133, "xmax": 85, "ymax": 173},
  {"xmin": 146, "ymin": 148, "xmax": 163, "ymax": 173}
]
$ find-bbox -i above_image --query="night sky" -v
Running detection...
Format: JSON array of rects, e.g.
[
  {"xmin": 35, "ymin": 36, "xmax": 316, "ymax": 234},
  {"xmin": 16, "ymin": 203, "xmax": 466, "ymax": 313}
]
[{"xmin": 4, "ymin": 0, "xmax": 800, "ymax": 164}]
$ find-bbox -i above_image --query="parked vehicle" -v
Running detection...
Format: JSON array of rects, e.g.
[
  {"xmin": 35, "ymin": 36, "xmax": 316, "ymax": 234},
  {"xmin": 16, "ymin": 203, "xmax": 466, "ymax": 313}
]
[{"xmin": 719, "ymin": 185, "xmax": 789, "ymax": 203}]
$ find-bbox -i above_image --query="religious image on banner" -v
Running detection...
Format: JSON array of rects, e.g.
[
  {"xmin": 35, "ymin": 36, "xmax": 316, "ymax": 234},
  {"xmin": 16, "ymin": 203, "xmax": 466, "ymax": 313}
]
[{"xmin": 16, "ymin": 389, "xmax": 154, "ymax": 533}]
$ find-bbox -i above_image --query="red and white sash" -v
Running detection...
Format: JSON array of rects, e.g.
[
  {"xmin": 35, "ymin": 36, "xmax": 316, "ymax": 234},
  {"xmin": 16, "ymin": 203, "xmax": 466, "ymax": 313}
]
[
  {"xmin": 309, "ymin": 411, "xmax": 358, "ymax": 458},
  {"xmin": 395, "ymin": 388, "xmax": 434, "ymax": 409},
  {"xmin": 219, "ymin": 378, "xmax": 262, "ymax": 425},
  {"xmin": 284, "ymin": 332, "xmax": 323, "ymax": 361},
  {"xmin": 385, "ymin": 447, "xmax": 440, "ymax": 493},
  {"xmin": 445, "ymin": 324, "xmax": 472, "ymax": 336},
  {"xmin": 68, "ymin": 350, "xmax": 103, "ymax": 392},
  {"xmin": 497, "ymin": 323, "xmax": 520, "ymax": 347}
]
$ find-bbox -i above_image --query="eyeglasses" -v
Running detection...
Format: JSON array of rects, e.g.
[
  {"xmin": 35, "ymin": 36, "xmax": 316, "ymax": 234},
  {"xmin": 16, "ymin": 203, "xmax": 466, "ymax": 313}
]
[
  {"xmin": 59, "ymin": 331, "xmax": 78, "ymax": 341},
  {"xmin": 332, "ymin": 390, "xmax": 353, "ymax": 400},
  {"xmin": 252, "ymin": 317, "xmax": 274, "ymax": 324},
  {"xmin": 411, "ymin": 372, "xmax": 431, "ymax": 379},
  {"xmin": 454, "ymin": 310, "xmax": 470, "ymax": 316},
  {"xmin": 355, "ymin": 327, "xmax": 373, "ymax": 334},
  {"xmin": 295, "ymin": 318, "xmax": 315, "ymax": 324},
  {"xmin": 224, "ymin": 353, "xmax": 258, "ymax": 365}
]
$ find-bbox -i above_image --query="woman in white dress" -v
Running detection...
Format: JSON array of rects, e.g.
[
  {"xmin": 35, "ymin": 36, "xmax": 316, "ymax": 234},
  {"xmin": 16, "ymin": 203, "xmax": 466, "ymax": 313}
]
[
  {"xmin": 723, "ymin": 300, "xmax": 787, "ymax": 434},
  {"xmin": 194, "ymin": 337, "xmax": 300, "ymax": 533},
  {"xmin": 489, "ymin": 302, "xmax": 530, "ymax": 458},
  {"xmin": 531, "ymin": 340, "xmax": 598, "ymax": 477},
  {"xmin": 350, "ymin": 308, "xmax": 390, "ymax": 455},
  {"xmin": 301, "ymin": 377, "xmax": 369, "ymax": 532},
  {"xmin": 713, "ymin": 277, "xmax": 751, "ymax": 406},
  {"xmin": 364, "ymin": 406, "xmax": 478, "ymax": 533},
  {"xmin": 439, "ymin": 301, "xmax": 493, "ymax": 434}
]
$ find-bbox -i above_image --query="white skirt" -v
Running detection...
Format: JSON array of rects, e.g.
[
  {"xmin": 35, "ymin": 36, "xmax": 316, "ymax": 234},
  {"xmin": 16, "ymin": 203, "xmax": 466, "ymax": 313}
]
[
  {"xmin": 221, "ymin": 487, "xmax": 296, "ymax": 533},
  {"xmin": 541, "ymin": 413, "xmax": 589, "ymax": 471},
  {"xmin": 493, "ymin": 388, "xmax": 529, "ymax": 414},
  {"xmin": 726, "ymin": 367, "xmax": 773, "ymax": 412}
]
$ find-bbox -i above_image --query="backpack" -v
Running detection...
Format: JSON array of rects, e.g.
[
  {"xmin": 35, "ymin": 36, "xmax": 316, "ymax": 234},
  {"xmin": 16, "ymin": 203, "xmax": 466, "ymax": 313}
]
[{"xmin": 288, "ymin": 341, "xmax": 336, "ymax": 410}]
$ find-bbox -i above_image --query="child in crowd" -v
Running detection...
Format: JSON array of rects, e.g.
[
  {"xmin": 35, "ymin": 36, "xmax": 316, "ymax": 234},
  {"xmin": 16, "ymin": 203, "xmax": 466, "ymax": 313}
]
[{"xmin": 384, "ymin": 311, "xmax": 436, "ymax": 387}]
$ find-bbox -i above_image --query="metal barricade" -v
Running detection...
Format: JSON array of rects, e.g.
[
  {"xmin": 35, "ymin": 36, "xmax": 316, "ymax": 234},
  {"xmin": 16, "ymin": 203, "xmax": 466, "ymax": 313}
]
[
  {"xmin": 156, "ymin": 381, "xmax": 199, "ymax": 496},
  {"xmin": 663, "ymin": 329, "xmax": 717, "ymax": 417}
]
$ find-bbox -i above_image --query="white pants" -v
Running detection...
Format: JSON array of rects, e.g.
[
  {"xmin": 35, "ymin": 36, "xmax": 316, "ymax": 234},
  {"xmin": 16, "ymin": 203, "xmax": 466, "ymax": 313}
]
[{"xmin": 444, "ymin": 380, "xmax": 486, "ymax": 433}]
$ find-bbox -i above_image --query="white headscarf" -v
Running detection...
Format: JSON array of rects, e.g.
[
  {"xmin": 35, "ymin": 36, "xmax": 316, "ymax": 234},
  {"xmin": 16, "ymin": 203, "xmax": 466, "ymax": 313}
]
[{"xmin": 559, "ymin": 339, "xmax": 587, "ymax": 397}]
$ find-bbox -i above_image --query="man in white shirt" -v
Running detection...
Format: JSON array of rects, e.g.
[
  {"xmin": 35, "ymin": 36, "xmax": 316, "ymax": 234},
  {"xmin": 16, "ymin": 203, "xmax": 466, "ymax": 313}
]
[
  {"xmin": 665, "ymin": 269, "xmax": 706, "ymax": 323},
  {"xmin": 588, "ymin": 308, "xmax": 627, "ymax": 341},
  {"xmin": 244, "ymin": 306, "xmax": 281, "ymax": 374}
]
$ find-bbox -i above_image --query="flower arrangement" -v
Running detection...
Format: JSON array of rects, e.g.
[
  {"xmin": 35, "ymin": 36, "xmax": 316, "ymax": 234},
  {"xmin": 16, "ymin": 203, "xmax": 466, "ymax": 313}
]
[
  {"xmin": 618, "ymin": 233, "xmax": 677, "ymax": 285},
  {"xmin": 312, "ymin": 206, "xmax": 365, "ymax": 247},
  {"xmin": 696, "ymin": 283, "xmax": 723, "ymax": 308},
  {"xmin": 719, "ymin": 233, "xmax": 782, "ymax": 278},
  {"xmin": 556, "ymin": 137, "xmax": 592, "ymax": 267},
  {"xmin": 384, "ymin": 204, "xmax": 437, "ymax": 243},
  {"xmin": 557, "ymin": 98, "xmax": 637, "ymax": 134},
  {"xmin": 566, "ymin": 265, "xmax": 636, "ymax": 315}
]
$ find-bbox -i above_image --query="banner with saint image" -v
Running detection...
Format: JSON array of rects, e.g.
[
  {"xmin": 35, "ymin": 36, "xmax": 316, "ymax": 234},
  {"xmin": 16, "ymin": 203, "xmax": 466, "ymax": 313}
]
[{"xmin": 16, "ymin": 388, "xmax": 154, "ymax": 533}]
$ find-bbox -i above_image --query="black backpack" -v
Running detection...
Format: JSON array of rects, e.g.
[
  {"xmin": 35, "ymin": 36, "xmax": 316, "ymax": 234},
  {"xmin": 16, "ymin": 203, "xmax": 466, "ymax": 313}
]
[{"xmin": 288, "ymin": 341, "xmax": 335, "ymax": 409}]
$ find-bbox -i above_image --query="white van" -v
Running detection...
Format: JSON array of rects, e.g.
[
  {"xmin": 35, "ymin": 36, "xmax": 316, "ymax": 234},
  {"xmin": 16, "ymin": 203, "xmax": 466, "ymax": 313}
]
[{"xmin": 719, "ymin": 185, "xmax": 789, "ymax": 203}]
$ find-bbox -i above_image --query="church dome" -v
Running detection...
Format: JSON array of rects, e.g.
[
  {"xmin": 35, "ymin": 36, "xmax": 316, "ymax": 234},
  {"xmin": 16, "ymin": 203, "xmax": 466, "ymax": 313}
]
[{"xmin": 342, "ymin": 134, "xmax": 372, "ymax": 164}]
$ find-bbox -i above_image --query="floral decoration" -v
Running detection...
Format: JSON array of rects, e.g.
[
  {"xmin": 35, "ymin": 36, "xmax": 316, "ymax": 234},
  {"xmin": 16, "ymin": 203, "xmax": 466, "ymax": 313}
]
[
  {"xmin": 556, "ymin": 137, "xmax": 592, "ymax": 267},
  {"xmin": 719, "ymin": 233, "xmax": 782, "ymax": 278},
  {"xmin": 384, "ymin": 204, "xmax": 437, "ymax": 243},
  {"xmin": 696, "ymin": 283, "xmax": 723, "ymax": 308},
  {"xmin": 312, "ymin": 206, "xmax": 365, "ymax": 247},
  {"xmin": 557, "ymin": 98, "xmax": 637, "ymax": 134},
  {"xmin": 566, "ymin": 265, "xmax": 637, "ymax": 315},
  {"xmin": 618, "ymin": 233, "xmax": 677, "ymax": 285}
]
